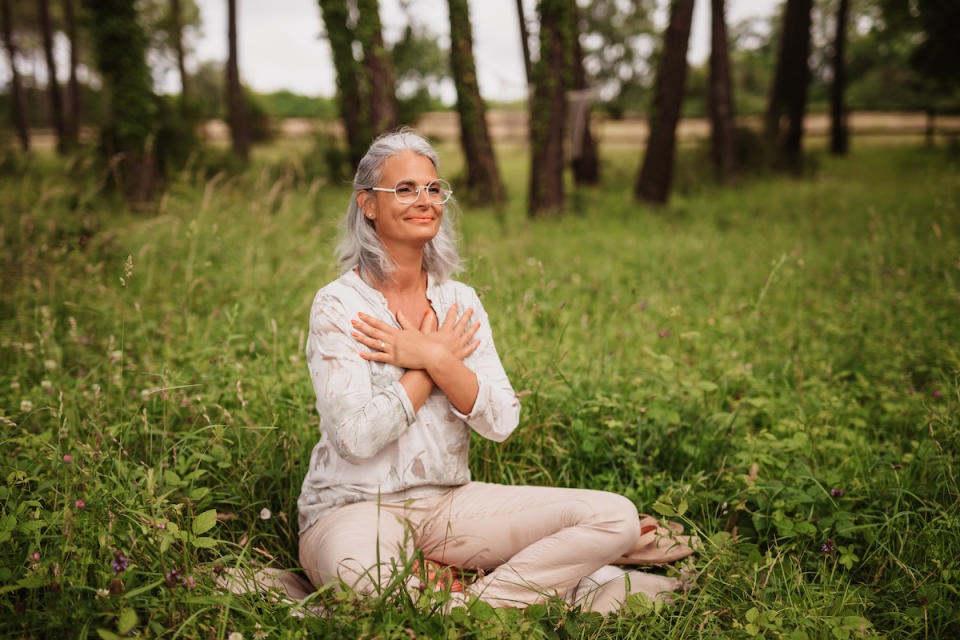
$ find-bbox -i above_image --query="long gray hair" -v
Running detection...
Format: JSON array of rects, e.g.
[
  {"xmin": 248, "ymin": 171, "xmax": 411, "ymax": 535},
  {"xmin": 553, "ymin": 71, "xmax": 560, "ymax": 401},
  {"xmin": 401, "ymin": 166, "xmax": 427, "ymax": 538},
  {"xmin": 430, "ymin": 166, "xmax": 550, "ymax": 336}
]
[{"xmin": 336, "ymin": 129, "xmax": 461, "ymax": 285}]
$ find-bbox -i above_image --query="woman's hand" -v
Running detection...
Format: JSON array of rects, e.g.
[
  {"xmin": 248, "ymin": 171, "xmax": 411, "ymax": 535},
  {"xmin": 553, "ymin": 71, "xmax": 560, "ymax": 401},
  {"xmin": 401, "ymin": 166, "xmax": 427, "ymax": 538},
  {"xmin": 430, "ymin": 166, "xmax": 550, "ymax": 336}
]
[{"xmin": 351, "ymin": 304, "xmax": 480, "ymax": 370}]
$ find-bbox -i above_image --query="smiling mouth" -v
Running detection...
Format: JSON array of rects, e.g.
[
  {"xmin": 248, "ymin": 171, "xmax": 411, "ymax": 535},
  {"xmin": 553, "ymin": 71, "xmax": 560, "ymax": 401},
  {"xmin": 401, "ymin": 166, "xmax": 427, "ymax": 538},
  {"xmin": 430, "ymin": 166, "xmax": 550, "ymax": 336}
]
[{"xmin": 407, "ymin": 216, "xmax": 435, "ymax": 222}]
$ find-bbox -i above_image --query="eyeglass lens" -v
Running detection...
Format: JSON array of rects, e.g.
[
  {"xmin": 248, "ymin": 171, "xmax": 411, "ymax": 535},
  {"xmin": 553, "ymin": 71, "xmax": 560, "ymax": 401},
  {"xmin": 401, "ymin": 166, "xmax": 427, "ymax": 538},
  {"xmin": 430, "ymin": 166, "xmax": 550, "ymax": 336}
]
[{"xmin": 394, "ymin": 179, "xmax": 451, "ymax": 204}]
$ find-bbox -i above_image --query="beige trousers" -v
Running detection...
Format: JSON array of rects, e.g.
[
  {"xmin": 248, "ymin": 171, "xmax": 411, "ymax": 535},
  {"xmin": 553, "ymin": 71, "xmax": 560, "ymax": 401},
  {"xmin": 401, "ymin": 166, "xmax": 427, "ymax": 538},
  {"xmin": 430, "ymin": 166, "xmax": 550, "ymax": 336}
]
[{"xmin": 299, "ymin": 482, "xmax": 647, "ymax": 609}]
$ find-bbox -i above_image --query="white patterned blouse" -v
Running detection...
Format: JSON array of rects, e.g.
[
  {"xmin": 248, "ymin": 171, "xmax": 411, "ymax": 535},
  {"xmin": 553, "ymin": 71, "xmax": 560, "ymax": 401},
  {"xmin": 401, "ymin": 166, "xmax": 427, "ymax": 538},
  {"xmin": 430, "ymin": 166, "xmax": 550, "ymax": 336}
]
[{"xmin": 297, "ymin": 269, "xmax": 521, "ymax": 534}]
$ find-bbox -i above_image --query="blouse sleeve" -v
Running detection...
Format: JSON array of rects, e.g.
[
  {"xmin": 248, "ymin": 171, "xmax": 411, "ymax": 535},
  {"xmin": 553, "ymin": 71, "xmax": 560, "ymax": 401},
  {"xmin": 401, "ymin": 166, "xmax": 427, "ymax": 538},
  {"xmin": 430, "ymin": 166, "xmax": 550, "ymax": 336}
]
[
  {"xmin": 449, "ymin": 287, "xmax": 521, "ymax": 442},
  {"xmin": 305, "ymin": 294, "xmax": 416, "ymax": 464}
]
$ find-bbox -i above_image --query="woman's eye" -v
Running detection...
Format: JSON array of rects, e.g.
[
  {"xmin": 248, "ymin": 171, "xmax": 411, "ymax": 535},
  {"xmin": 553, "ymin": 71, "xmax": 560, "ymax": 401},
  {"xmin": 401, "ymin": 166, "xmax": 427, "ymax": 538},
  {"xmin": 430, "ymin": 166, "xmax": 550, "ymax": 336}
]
[{"xmin": 396, "ymin": 184, "xmax": 415, "ymax": 194}]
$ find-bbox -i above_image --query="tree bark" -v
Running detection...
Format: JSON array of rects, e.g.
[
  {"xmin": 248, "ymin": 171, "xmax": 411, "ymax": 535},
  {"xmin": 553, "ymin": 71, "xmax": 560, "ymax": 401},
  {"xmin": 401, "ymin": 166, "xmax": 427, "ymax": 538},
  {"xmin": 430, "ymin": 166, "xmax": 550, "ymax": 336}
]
[
  {"xmin": 829, "ymin": 0, "xmax": 849, "ymax": 155},
  {"xmin": 356, "ymin": 0, "xmax": 396, "ymax": 133},
  {"xmin": 226, "ymin": 0, "xmax": 249, "ymax": 160},
  {"xmin": 171, "ymin": 0, "xmax": 189, "ymax": 99},
  {"xmin": 515, "ymin": 0, "xmax": 533, "ymax": 90},
  {"xmin": 83, "ymin": 0, "xmax": 158, "ymax": 201},
  {"xmin": 570, "ymin": 5, "xmax": 598, "ymax": 185},
  {"xmin": 448, "ymin": 0, "xmax": 505, "ymax": 204},
  {"xmin": 63, "ymin": 0, "xmax": 80, "ymax": 145},
  {"xmin": 709, "ymin": 0, "xmax": 736, "ymax": 180},
  {"xmin": 38, "ymin": 0, "xmax": 66, "ymax": 153},
  {"xmin": 318, "ymin": 0, "xmax": 370, "ymax": 164},
  {"xmin": 0, "ymin": 0, "xmax": 29, "ymax": 151},
  {"xmin": 528, "ymin": 0, "xmax": 574, "ymax": 217},
  {"xmin": 764, "ymin": 0, "xmax": 812, "ymax": 172},
  {"xmin": 635, "ymin": 0, "xmax": 694, "ymax": 204}
]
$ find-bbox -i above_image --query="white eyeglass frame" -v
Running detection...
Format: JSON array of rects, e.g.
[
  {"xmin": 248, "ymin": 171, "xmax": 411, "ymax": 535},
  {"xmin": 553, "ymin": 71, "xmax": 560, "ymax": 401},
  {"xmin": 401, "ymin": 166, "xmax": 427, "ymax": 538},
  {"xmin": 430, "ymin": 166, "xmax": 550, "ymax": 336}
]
[{"xmin": 368, "ymin": 178, "xmax": 453, "ymax": 205}]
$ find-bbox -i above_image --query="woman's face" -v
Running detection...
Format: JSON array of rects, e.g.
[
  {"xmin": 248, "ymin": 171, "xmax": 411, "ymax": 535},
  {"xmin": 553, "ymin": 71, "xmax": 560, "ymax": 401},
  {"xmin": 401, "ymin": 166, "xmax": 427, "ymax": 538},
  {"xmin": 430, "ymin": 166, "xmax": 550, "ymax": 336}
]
[{"xmin": 359, "ymin": 150, "xmax": 443, "ymax": 251}]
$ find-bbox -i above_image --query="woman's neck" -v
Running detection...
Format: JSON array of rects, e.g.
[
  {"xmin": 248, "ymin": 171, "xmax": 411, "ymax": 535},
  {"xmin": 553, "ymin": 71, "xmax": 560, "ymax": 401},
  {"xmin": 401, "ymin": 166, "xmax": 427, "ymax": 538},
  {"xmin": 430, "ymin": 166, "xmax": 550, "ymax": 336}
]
[{"xmin": 377, "ymin": 244, "xmax": 426, "ymax": 296}]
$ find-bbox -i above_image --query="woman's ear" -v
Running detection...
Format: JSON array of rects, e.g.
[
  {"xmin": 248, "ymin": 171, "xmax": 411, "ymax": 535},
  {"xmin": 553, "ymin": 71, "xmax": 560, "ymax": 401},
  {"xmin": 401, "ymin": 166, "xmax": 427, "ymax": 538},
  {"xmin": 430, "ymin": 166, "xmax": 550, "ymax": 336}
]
[{"xmin": 357, "ymin": 191, "xmax": 376, "ymax": 220}]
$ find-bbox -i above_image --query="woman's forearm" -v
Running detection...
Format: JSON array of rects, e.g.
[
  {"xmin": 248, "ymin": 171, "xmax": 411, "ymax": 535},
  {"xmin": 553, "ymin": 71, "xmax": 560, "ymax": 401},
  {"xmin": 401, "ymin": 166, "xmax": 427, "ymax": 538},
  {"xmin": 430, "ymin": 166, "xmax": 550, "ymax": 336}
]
[
  {"xmin": 398, "ymin": 368, "xmax": 436, "ymax": 411},
  {"xmin": 424, "ymin": 348, "xmax": 480, "ymax": 415}
]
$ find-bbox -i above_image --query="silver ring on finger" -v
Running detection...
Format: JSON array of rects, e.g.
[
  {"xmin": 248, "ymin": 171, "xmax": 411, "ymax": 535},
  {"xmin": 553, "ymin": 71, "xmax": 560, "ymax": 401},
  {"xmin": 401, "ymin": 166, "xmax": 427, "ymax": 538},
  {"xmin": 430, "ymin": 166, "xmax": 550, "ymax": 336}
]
[{"xmin": 379, "ymin": 341, "xmax": 386, "ymax": 351}]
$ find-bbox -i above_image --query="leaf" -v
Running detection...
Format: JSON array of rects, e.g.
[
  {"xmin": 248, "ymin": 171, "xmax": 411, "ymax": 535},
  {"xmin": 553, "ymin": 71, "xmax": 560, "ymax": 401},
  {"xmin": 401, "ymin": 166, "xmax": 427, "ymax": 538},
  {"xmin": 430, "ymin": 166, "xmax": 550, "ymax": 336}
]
[
  {"xmin": 652, "ymin": 501, "xmax": 676, "ymax": 517},
  {"xmin": 117, "ymin": 608, "xmax": 138, "ymax": 635},
  {"xmin": 676, "ymin": 499, "xmax": 688, "ymax": 516},
  {"xmin": 746, "ymin": 607, "xmax": 760, "ymax": 623},
  {"xmin": 624, "ymin": 591, "xmax": 653, "ymax": 616},
  {"xmin": 192, "ymin": 509, "xmax": 217, "ymax": 536},
  {"xmin": 0, "ymin": 513, "xmax": 15, "ymax": 531},
  {"xmin": 124, "ymin": 578, "xmax": 164, "ymax": 600},
  {"xmin": 96, "ymin": 630, "xmax": 122, "ymax": 640},
  {"xmin": 191, "ymin": 536, "xmax": 218, "ymax": 549}
]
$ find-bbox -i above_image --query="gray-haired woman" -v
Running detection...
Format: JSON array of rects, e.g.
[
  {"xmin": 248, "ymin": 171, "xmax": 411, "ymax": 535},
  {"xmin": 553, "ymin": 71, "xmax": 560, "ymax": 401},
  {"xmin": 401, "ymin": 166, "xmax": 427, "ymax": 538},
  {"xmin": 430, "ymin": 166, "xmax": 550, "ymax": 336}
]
[{"xmin": 297, "ymin": 129, "xmax": 696, "ymax": 612}]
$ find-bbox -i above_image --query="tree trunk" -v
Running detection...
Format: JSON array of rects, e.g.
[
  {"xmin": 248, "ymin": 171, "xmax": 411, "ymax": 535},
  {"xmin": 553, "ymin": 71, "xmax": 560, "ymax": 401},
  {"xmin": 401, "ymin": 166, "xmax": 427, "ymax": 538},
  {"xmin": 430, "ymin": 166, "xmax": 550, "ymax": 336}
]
[
  {"xmin": 570, "ymin": 5, "xmax": 598, "ymax": 185},
  {"xmin": 63, "ymin": 0, "xmax": 80, "ymax": 145},
  {"xmin": 38, "ymin": 0, "xmax": 66, "ymax": 153},
  {"xmin": 448, "ymin": 0, "xmax": 505, "ymax": 204},
  {"xmin": 171, "ymin": 0, "xmax": 189, "ymax": 100},
  {"xmin": 0, "ymin": 0, "xmax": 29, "ymax": 151},
  {"xmin": 829, "ymin": 0, "xmax": 849, "ymax": 155},
  {"xmin": 764, "ymin": 0, "xmax": 812, "ymax": 172},
  {"xmin": 83, "ymin": 0, "xmax": 158, "ymax": 201},
  {"xmin": 528, "ymin": 0, "xmax": 574, "ymax": 217},
  {"xmin": 515, "ymin": 0, "xmax": 533, "ymax": 90},
  {"xmin": 226, "ymin": 0, "xmax": 249, "ymax": 161},
  {"xmin": 356, "ymin": 0, "xmax": 396, "ymax": 133},
  {"xmin": 635, "ymin": 0, "xmax": 694, "ymax": 204},
  {"xmin": 709, "ymin": 0, "xmax": 736, "ymax": 180},
  {"xmin": 318, "ymin": 0, "xmax": 370, "ymax": 165}
]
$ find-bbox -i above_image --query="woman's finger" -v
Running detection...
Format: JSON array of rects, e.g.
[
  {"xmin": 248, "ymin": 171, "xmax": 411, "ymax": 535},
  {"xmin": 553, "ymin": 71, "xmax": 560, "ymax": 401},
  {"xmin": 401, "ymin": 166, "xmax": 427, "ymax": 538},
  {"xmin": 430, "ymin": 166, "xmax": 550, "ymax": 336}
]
[
  {"xmin": 351, "ymin": 317, "xmax": 388, "ymax": 341},
  {"xmin": 351, "ymin": 331, "xmax": 383, "ymax": 351},
  {"xmin": 358, "ymin": 350, "xmax": 393, "ymax": 363},
  {"xmin": 440, "ymin": 304, "xmax": 458, "ymax": 330},
  {"xmin": 396, "ymin": 309, "xmax": 416, "ymax": 331},
  {"xmin": 420, "ymin": 308, "xmax": 438, "ymax": 333},
  {"xmin": 457, "ymin": 339, "xmax": 481, "ymax": 360},
  {"xmin": 453, "ymin": 308, "xmax": 474, "ymax": 333},
  {"xmin": 357, "ymin": 312, "xmax": 395, "ymax": 334},
  {"xmin": 460, "ymin": 321, "xmax": 481, "ymax": 344}
]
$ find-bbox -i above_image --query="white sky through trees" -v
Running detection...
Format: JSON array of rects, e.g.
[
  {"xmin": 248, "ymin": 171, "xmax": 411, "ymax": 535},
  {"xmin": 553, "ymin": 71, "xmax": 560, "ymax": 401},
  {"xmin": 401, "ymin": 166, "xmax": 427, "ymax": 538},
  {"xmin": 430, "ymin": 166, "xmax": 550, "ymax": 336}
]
[{"xmin": 174, "ymin": 0, "xmax": 779, "ymax": 102}]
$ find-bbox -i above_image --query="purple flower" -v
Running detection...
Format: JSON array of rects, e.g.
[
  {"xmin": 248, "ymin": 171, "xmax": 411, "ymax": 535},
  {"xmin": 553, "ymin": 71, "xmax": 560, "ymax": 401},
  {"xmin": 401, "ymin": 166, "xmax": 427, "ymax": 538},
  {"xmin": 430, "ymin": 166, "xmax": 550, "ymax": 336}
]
[
  {"xmin": 821, "ymin": 538, "xmax": 835, "ymax": 555},
  {"xmin": 831, "ymin": 488, "xmax": 844, "ymax": 498},
  {"xmin": 165, "ymin": 568, "xmax": 181, "ymax": 588},
  {"xmin": 111, "ymin": 551, "xmax": 129, "ymax": 574},
  {"xmin": 63, "ymin": 454, "xmax": 72, "ymax": 463},
  {"xmin": 933, "ymin": 390, "xmax": 942, "ymax": 399},
  {"xmin": 182, "ymin": 575, "xmax": 196, "ymax": 590}
]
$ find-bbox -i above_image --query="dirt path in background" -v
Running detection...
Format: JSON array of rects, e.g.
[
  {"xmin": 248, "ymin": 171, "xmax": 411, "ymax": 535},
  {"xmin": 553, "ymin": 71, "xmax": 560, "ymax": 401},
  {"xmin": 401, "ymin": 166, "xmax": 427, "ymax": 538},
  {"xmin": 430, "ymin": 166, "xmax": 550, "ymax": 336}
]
[{"xmin": 26, "ymin": 111, "xmax": 958, "ymax": 150}]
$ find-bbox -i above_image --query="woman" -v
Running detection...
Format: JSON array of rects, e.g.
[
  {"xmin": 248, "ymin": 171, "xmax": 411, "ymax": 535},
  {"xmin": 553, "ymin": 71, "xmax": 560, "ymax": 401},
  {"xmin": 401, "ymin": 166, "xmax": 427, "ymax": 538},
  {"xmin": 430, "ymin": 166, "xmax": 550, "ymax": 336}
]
[{"xmin": 297, "ymin": 130, "xmax": 694, "ymax": 612}]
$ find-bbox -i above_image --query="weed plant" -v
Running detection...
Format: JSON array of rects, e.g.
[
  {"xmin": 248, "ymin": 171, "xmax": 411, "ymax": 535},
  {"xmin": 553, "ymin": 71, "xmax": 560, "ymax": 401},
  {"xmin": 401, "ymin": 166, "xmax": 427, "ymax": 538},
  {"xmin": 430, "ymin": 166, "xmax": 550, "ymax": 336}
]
[{"xmin": 1, "ymin": 142, "xmax": 958, "ymax": 639}]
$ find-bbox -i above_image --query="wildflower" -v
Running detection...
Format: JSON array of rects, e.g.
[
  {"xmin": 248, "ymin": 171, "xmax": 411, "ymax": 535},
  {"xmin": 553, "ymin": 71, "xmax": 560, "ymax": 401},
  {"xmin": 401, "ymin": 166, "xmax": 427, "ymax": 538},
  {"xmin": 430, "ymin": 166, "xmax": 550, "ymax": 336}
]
[
  {"xmin": 229, "ymin": 633, "xmax": 243, "ymax": 640},
  {"xmin": 74, "ymin": 499, "xmax": 85, "ymax": 509},
  {"xmin": 41, "ymin": 380, "xmax": 52, "ymax": 390},
  {"xmin": 821, "ymin": 539, "xmax": 835, "ymax": 555},
  {"xmin": 830, "ymin": 488, "xmax": 844, "ymax": 498},
  {"xmin": 182, "ymin": 575, "xmax": 196, "ymax": 589},
  {"xmin": 259, "ymin": 508, "xmax": 272, "ymax": 520},
  {"xmin": 44, "ymin": 359, "xmax": 57, "ymax": 371},
  {"xmin": 111, "ymin": 551, "xmax": 130, "ymax": 574},
  {"xmin": 933, "ymin": 390, "xmax": 942, "ymax": 399},
  {"xmin": 63, "ymin": 454, "xmax": 72, "ymax": 463},
  {"xmin": 20, "ymin": 400, "xmax": 33, "ymax": 412},
  {"xmin": 165, "ymin": 568, "xmax": 181, "ymax": 588},
  {"xmin": 30, "ymin": 551, "xmax": 40, "ymax": 562},
  {"xmin": 95, "ymin": 588, "xmax": 110, "ymax": 599}
]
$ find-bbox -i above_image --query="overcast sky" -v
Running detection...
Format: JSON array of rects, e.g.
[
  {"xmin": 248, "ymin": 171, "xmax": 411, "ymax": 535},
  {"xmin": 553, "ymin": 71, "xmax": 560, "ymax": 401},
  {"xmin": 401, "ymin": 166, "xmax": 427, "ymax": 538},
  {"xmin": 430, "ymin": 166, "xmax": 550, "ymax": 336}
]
[{"xmin": 162, "ymin": 0, "xmax": 779, "ymax": 102}]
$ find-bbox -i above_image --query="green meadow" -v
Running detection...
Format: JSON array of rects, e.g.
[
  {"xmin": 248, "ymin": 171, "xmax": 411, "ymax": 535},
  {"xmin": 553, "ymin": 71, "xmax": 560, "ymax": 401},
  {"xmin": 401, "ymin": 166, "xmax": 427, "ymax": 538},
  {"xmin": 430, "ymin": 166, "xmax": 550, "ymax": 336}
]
[{"xmin": 1, "ymin": 140, "xmax": 958, "ymax": 638}]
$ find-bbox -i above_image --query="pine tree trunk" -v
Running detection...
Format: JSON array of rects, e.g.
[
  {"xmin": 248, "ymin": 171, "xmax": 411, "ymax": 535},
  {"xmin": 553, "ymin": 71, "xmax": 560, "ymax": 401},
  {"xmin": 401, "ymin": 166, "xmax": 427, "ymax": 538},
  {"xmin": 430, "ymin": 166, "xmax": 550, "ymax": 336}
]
[
  {"xmin": 528, "ymin": 0, "xmax": 574, "ymax": 217},
  {"xmin": 635, "ymin": 0, "xmax": 694, "ymax": 204},
  {"xmin": 515, "ymin": 0, "xmax": 533, "ymax": 90},
  {"xmin": 83, "ymin": 0, "xmax": 158, "ymax": 201},
  {"xmin": 570, "ymin": 5, "xmax": 598, "ymax": 185},
  {"xmin": 38, "ymin": 0, "xmax": 66, "ymax": 153},
  {"xmin": 226, "ymin": 0, "xmax": 249, "ymax": 161},
  {"xmin": 709, "ymin": 0, "xmax": 736, "ymax": 180},
  {"xmin": 764, "ymin": 0, "xmax": 812, "ymax": 172},
  {"xmin": 318, "ymin": 0, "xmax": 370, "ymax": 165},
  {"xmin": 829, "ymin": 0, "xmax": 849, "ymax": 155},
  {"xmin": 448, "ymin": 0, "xmax": 505, "ymax": 204},
  {"xmin": 63, "ymin": 0, "xmax": 80, "ymax": 145},
  {"xmin": 0, "ymin": 0, "xmax": 30, "ymax": 151},
  {"xmin": 356, "ymin": 0, "xmax": 396, "ymax": 133},
  {"xmin": 171, "ymin": 0, "xmax": 189, "ymax": 100}
]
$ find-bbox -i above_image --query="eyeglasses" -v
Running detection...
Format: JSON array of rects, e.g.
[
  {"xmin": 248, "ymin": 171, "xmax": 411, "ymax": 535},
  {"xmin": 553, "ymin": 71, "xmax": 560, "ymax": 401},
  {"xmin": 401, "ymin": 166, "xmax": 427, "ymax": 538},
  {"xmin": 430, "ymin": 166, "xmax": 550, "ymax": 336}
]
[{"xmin": 368, "ymin": 178, "xmax": 453, "ymax": 205}]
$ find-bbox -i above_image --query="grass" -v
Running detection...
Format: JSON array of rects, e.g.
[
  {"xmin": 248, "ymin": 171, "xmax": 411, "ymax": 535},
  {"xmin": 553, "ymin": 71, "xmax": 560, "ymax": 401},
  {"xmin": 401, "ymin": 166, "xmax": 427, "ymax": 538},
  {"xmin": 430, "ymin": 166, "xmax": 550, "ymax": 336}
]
[{"xmin": 1, "ymin": 138, "xmax": 959, "ymax": 639}]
